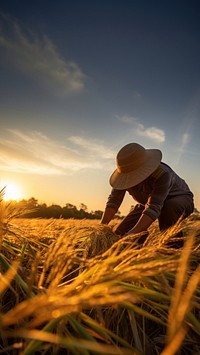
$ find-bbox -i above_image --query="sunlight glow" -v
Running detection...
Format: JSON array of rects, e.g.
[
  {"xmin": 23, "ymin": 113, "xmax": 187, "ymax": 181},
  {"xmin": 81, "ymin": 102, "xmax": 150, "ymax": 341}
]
[{"xmin": 3, "ymin": 183, "xmax": 22, "ymax": 201}]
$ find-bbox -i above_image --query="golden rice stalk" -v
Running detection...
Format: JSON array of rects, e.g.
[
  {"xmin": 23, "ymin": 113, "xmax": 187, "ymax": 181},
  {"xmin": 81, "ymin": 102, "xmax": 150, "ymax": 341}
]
[
  {"xmin": 0, "ymin": 259, "xmax": 20, "ymax": 296},
  {"xmin": 38, "ymin": 225, "xmax": 119, "ymax": 288},
  {"xmin": 164, "ymin": 233, "xmax": 200, "ymax": 355},
  {"xmin": 14, "ymin": 328, "xmax": 137, "ymax": 355},
  {"xmin": 80, "ymin": 225, "xmax": 119, "ymax": 258}
]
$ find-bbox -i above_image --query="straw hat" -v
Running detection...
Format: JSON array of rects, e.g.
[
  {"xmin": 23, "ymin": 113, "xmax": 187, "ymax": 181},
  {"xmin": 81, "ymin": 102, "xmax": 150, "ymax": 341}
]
[{"xmin": 110, "ymin": 143, "xmax": 162, "ymax": 189}]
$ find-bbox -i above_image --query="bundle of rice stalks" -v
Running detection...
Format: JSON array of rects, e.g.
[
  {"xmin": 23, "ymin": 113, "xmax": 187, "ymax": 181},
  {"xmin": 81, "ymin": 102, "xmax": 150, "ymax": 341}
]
[{"xmin": 79, "ymin": 225, "xmax": 119, "ymax": 258}]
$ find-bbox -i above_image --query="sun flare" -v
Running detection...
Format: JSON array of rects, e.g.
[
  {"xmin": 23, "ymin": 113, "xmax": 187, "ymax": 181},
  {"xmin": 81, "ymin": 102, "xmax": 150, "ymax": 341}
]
[{"xmin": 3, "ymin": 183, "xmax": 22, "ymax": 201}]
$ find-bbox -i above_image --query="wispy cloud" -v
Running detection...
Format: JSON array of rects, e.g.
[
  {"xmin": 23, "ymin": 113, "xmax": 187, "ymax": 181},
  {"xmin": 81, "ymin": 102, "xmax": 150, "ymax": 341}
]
[
  {"xmin": 175, "ymin": 132, "xmax": 191, "ymax": 165},
  {"xmin": 0, "ymin": 13, "xmax": 85, "ymax": 96},
  {"xmin": 136, "ymin": 124, "xmax": 165, "ymax": 143},
  {"xmin": 117, "ymin": 115, "xmax": 165, "ymax": 143},
  {"xmin": 0, "ymin": 129, "xmax": 115, "ymax": 175},
  {"xmin": 69, "ymin": 136, "xmax": 115, "ymax": 159}
]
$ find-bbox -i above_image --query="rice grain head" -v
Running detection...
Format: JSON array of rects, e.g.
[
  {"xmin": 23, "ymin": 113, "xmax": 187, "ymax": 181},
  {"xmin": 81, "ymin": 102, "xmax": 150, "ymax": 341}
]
[{"xmin": 80, "ymin": 225, "xmax": 119, "ymax": 258}]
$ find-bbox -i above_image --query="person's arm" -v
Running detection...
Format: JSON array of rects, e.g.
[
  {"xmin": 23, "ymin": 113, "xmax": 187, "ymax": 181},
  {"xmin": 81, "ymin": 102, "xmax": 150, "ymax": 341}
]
[
  {"xmin": 100, "ymin": 188, "xmax": 126, "ymax": 225},
  {"xmin": 125, "ymin": 213, "xmax": 154, "ymax": 235},
  {"xmin": 100, "ymin": 207, "xmax": 117, "ymax": 225}
]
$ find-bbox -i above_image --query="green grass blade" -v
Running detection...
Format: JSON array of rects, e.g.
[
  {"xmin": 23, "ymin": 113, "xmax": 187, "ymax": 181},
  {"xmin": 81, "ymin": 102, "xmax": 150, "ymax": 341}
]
[
  {"xmin": 122, "ymin": 301, "xmax": 166, "ymax": 326},
  {"xmin": 0, "ymin": 253, "xmax": 34, "ymax": 296},
  {"xmin": 22, "ymin": 318, "xmax": 61, "ymax": 355},
  {"xmin": 80, "ymin": 312, "xmax": 136, "ymax": 350}
]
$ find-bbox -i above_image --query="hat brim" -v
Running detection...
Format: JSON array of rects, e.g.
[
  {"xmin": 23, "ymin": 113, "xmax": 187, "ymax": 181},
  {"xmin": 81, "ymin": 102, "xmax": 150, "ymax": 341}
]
[{"xmin": 110, "ymin": 149, "xmax": 162, "ymax": 190}]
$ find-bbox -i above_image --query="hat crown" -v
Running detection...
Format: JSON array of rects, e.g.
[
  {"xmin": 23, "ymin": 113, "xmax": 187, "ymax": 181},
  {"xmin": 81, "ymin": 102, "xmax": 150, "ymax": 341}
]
[
  {"xmin": 116, "ymin": 143, "xmax": 146, "ymax": 173},
  {"xmin": 110, "ymin": 142, "xmax": 162, "ymax": 189}
]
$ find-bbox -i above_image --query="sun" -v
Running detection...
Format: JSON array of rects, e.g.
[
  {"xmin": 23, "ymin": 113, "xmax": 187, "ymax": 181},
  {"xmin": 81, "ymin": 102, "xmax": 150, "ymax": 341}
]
[{"xmin": 3, "ymin": 183, "xmax": 22, "ymax": 201}]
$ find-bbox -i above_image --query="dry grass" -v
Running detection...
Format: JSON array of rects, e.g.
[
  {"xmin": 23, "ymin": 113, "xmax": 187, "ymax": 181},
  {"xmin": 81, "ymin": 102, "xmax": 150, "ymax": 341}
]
[{"xmin": 0, "ymin": 201, "xmax": 200, "ymax": 354}]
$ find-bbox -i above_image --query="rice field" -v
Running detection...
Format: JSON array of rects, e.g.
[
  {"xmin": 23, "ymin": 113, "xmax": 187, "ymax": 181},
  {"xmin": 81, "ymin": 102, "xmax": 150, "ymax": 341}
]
[{"xmin": 0, "ymin": 200, "xmax": 200, "ymax": 354}]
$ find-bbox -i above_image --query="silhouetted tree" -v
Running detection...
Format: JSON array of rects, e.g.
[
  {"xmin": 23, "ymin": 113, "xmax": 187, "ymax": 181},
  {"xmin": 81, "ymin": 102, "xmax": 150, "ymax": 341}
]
[
  {"xmin": 6, "ymin": 198, "xmax": 109, "ymax": 220},
  {"xmin": 47, "ymin": 204, "xmax": 63, "ymax": 218},
  {"xmin": 62, "ymin": 203, "xmax": 78, "ymax": 218},
  {"xmin": 91, "ymin": 210, "xmax": 103, "ymax": 219}
]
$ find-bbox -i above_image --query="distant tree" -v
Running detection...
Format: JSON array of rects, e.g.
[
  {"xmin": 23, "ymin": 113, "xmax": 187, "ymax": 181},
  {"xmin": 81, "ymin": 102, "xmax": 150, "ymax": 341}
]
[
  {"xmin": 18, "ymin": 197, "xmax": 39, "ymax": 217},
  {"xmin": 37, "ymin": 203, "xmax": 48, "ymax": 218},
  {"xmin": 65, "ymin": 203, "xmax": 77, "ymax": 210},
  {"xmin": 27, "ymin": 197, "xmax": 38, "ymax": 208},
  {"xmin": 13, "ymin": 198, "xmax": 105, "ymax": 220},
  {"xmin": 91, "ymin": 210, "xmax": 103, "ymax": 219},
  {"xmin": 47, "ymin": 204, "xmax": 63, "ymax": 218},
  {"xmin": 62, "ymin": 203, "xmax": 78, "ymax": 218},
  {"xmin": 40, "ymin": 203, "xmax": 47, "ymax": 208},
  {"xmin": 78, "ymin": 203, "xmax": 89, "ymax": 219},
  {"xmin": 79, "ymin": 203, "xmax": 88, "ymax": 211}
]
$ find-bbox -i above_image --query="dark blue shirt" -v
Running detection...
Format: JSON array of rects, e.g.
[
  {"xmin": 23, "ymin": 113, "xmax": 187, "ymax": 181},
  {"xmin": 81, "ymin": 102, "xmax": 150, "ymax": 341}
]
[{"xmin": 106, "ymin": 163, "xmax": 193, "ymax": 220}]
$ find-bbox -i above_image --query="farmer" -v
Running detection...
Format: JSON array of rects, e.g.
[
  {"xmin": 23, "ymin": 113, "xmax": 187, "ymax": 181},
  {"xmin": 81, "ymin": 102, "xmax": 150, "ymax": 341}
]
[{"xmin": 101, "ymin": 143, "xmax": 194, "ymax": 239}]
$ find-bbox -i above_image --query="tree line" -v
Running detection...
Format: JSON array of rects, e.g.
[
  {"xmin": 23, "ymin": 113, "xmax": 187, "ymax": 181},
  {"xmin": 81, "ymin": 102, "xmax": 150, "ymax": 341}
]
[{"xmin": 10, "ymin": 197, "xmax": 123, "ymax": 220}]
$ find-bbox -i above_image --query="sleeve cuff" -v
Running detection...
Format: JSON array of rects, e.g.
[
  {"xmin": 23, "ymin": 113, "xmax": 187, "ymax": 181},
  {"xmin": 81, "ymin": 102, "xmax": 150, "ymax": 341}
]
[{"xmin": 143, "ymin": 208, "xmax": 158, "ymax": 220}]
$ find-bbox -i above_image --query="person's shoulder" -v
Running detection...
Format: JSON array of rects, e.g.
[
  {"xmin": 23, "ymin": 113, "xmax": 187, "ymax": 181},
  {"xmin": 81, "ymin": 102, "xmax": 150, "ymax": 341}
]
[
  {"xmin": 151, "ymin": 162, "xmax": 172, "ymax": 181},
  {"xmin": 160, "ymin": 162, "xmax": 171, "ymax": 169},
  {"xmin": 153, "ymin": 162, "xmax": 169, "ymax": 175},
  {"xmin": 160, "ymin": 162, "xmax": 174, "ymax": 174}
]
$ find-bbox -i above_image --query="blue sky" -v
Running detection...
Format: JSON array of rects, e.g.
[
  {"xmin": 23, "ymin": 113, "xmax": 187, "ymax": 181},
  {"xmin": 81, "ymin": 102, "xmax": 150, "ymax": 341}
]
[{"xmin": 0, "ymin": 0, "xmax": 200, "ymax": 214}]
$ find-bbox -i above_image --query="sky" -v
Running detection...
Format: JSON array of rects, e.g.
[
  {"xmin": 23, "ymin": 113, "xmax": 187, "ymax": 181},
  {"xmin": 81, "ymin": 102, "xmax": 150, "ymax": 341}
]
[{"xmin": 0, "ymin": 0, "xmax": 200, "ymax": 215}]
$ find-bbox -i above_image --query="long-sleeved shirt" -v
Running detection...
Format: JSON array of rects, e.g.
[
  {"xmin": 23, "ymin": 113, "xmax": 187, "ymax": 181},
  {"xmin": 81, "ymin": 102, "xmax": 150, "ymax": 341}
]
[{"xmin": 106, "ymin": 162, "xmax": 194, "ymax": 220}]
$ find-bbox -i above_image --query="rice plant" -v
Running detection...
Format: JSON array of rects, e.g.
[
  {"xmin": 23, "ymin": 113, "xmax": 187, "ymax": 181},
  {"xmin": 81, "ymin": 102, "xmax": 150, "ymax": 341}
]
[{"xmin": 0, "ymin": 190, "xmax": 200, "ymax": 354}]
